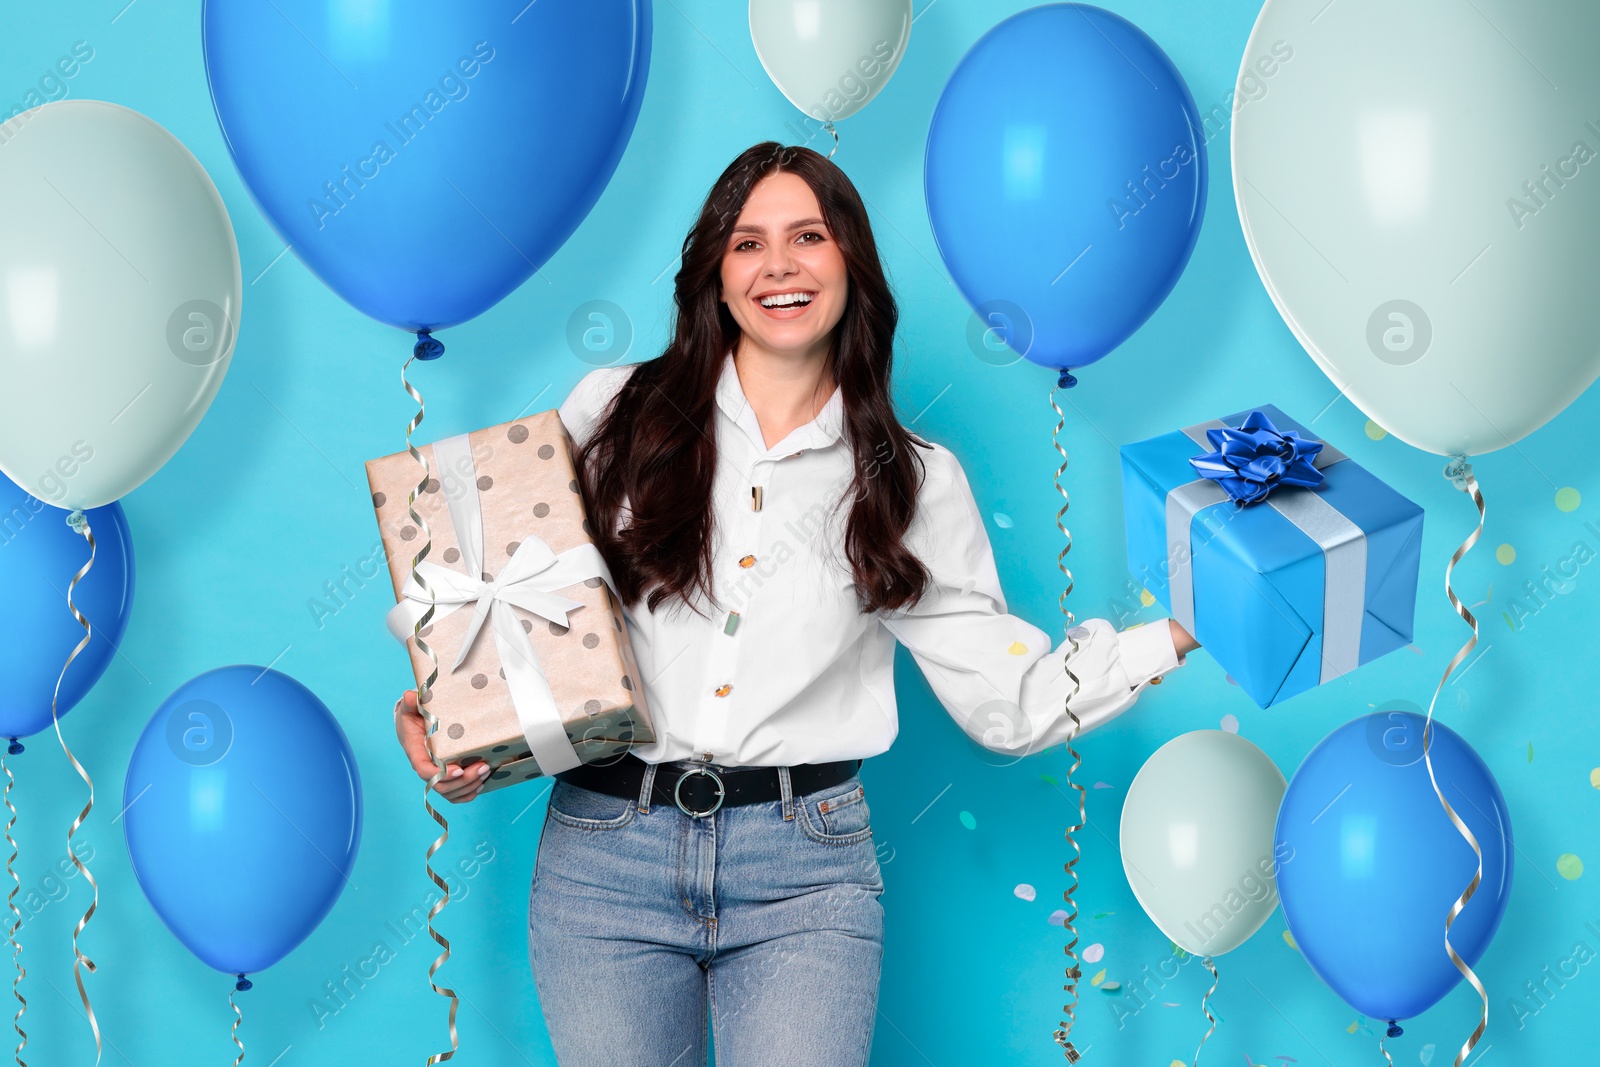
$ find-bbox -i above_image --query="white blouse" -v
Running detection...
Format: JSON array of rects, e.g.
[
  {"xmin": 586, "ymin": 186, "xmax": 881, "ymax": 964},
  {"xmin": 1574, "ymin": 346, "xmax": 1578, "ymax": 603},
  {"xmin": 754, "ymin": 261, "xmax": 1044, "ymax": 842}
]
[{"xmin": 558, "ymin": 352, "xmax": 1183, "ymax": 767}]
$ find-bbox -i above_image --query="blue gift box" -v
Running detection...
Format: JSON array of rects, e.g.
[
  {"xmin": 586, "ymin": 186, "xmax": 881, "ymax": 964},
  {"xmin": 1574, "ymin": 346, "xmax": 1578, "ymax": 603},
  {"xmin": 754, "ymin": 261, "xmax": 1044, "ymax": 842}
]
[{"xmin": 1120, "ymin": 405, "xmax": 1424, "ymax": 708}]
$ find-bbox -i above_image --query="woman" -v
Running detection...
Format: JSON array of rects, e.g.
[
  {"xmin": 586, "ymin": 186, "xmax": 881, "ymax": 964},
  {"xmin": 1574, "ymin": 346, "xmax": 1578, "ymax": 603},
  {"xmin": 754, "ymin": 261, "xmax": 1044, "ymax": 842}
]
[{"xmin": 395, "ymin": 141, "xmax": 1198, "ymax": 1066}]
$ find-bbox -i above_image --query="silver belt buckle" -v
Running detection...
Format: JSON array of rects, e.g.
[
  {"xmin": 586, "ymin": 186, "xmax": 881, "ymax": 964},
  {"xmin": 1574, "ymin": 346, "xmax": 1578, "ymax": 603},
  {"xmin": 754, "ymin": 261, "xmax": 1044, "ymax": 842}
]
[{"xmin": 673, "ymin": 765, "xmax": 725, "ymax": 818}]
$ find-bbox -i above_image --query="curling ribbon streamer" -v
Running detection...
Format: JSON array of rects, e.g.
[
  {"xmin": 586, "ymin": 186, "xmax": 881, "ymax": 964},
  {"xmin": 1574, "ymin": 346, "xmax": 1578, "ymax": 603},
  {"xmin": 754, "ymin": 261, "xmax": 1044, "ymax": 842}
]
[
  {"xmin": 3, "ymin": 745, "xmax": 22, "ymax": 1067},
  {"xmin": 1421, "ymin": 457, "xmax": 1490, "ymax": 1067},
  {"xmin": 1379, "ymin": 1020, "xmax": 1403, "ymax": 1066},
  {"xmin": 1048, "ymin": 370, "xmax": 1086, "ymax": 1062},
  {"xmin": 1192, "ymin": 956, "xmax": 1219, "ymax": 1066},
  {"xmin": 229, "ymin": 974, "xmax": 251, "ymax": 1067},
  {"xmin": 403, "ymin": 348, "xmax": 460, "ymax": 1064},
  {"xmin": 51, "ymin": 510, "xmax": 99, "ymax": 1065}
]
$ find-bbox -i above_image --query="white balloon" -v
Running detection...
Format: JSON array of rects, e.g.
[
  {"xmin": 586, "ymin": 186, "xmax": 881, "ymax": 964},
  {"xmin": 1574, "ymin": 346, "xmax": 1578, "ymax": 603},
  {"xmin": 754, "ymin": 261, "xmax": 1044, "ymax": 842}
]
[
  {"xmin": 1232, "ymin": 0, "xmax": 1600, "ymax": 457},
  {"xmin": 749, "ymin": 0, "xmax": 912, "ymax": 127},
  {"xmin": 0, "ymin": 100, "xmax": 240, "ymax": 509},
  {"xmin": 1120, "ymin": 731, "xmax": 1287, "ymax": 957}
]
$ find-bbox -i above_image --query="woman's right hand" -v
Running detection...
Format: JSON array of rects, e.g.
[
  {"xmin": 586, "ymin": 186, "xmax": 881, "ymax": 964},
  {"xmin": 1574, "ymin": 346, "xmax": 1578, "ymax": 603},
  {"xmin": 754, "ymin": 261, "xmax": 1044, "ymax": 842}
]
[{"xmin": 394, "ymin": 689, "xmax": 493, "ymax": 804}]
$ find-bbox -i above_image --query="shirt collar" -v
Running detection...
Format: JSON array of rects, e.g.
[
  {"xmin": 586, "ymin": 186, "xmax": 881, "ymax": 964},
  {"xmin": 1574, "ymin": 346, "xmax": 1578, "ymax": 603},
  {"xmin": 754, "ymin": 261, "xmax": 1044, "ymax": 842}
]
[{"xmin": 715, "ymin": 348, "xmax": 846, "ymax": 456}]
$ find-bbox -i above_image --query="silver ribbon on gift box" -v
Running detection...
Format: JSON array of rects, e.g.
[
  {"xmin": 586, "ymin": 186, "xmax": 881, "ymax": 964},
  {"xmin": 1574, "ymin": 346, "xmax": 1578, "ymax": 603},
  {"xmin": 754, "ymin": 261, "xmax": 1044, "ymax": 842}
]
[
  {"xmin": 384, "ymin": 433, "xmax": 617, "ymax": 775},
  {"xmin": 1166, "ymin": 418, "xmax": 1364, "ymax": 685}
]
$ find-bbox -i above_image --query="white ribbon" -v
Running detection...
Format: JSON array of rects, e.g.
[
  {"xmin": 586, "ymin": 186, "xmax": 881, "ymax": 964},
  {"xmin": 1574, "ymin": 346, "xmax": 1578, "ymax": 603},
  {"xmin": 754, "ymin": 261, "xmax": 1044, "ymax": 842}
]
[{"xmin": 384, "ymin": 433, "xmax": 618, "ymax": 776}]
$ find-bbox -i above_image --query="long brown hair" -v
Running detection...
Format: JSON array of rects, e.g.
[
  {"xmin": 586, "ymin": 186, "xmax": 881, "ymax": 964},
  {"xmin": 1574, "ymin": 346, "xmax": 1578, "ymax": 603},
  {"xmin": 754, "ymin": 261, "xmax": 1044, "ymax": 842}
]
[{"xmin": 576, "ymin": 142, "xmax": 933, "ymax": 619}]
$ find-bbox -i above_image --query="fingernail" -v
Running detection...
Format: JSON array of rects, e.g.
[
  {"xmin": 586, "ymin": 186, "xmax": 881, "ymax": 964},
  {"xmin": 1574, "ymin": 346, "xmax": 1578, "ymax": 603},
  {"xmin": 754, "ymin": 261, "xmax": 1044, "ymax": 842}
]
[
  {"xmin": 448, "ymin": 767, "xmax": 462, "ymax": 778},
  {"xmin": 477, "ymin": 764, "xmax": 490, "ymax": 777}
]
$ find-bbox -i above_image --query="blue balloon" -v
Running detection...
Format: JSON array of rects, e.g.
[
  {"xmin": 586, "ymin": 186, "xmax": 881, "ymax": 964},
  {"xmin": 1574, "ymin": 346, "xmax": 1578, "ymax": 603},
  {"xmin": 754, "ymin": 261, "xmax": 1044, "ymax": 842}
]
[
  {"xmin": 1275, "ymin": 711, "xmax": 1512, "ymax": 1022},
  {"xmin": 202, "ymin": 0, "xmax": 651, "ymax": 333},
  {"xmin": 124, "ymin": 666, "xmax": 362, "ymax": 976},
  {"xmin": 0, "ymin": 475, "xmax": 133, "ymax": 740},
  {"xmin": 925, "ymin": 4, "xmax": 1205, "ymax": 374}
]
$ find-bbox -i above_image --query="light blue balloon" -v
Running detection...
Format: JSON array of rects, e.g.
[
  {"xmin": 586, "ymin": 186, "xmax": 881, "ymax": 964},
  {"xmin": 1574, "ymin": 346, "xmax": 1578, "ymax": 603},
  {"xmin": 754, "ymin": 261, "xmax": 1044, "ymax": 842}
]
[
  {"xmin": 925, "ymin": 3, "xmax": 1206, "ymax": 376},
  {"xmin": 124, "ymin": 666, "xmax": 362, "ymax": 976},
  {"xmin": 0, "ymin": 474, "xmax": 134, "ymax": 741},
  {"xmin": 1275, "ymin": 711, "xmax": 1512, "ymax": 1023},
  {"xmin": 202, "ymin": 0, "xmax": 651, "ymax": 334}
]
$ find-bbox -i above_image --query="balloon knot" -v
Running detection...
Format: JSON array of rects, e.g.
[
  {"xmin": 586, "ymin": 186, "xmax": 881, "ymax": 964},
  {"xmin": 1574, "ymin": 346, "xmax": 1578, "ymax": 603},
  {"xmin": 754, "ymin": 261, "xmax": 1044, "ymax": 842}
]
[
  {"xmin": 65, "ymin": 510, "xmax": 88, "ymax": 536},
  {"xmin": 414, "ymin": 330, "xmax": 445, "ymax": 361},
  {"xmin": 1386, "ymin": 1021, "xmax": 1403, "ymax": 1038},
  {"xmin": 1443, "ymin": 455, "xmax": 1473, "ymax": 491},
  {"xmin": 235, "ymin": 974, "xmax": 253, "ymax": 992},
  {"xmin": 1056, "ymin": 369, "xmax": 1078, "ymax": 389},
  {"xmin": 6, "ymin": 739, "xmax": 20, "ymax": 755}
]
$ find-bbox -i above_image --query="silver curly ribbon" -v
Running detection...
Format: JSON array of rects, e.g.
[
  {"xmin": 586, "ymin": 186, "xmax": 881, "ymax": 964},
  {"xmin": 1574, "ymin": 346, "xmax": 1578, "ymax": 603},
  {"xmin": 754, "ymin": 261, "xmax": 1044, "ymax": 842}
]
[
  {"xmin": 1047, "ymin": 379, "xmax": 1086, "ymax": 1062},
  {"xmin": 403, "ymin": 354, "xmax": 459, "ymax": 1064},
  {"xmin": 1192, "ymin": 955, "xmax": 1219, "ymax": 1066},
  {"xmin": 3, "ymin": 751, "xmax": 23, "ymax": 1067},
  {"xmin": 229, "ymin": 986, "xmax": 243, "ymax": 1066},
  {"xmin": 1420, "ymin": 457, "xmax": 1489, "ymax": 1067},
  {"xmin": 50, "ymin": 510, "xmax": 98, "ymax": 1065},
  {"xmin": 820, "ymin": 119, "xmax": 839, "ymax": 159}
]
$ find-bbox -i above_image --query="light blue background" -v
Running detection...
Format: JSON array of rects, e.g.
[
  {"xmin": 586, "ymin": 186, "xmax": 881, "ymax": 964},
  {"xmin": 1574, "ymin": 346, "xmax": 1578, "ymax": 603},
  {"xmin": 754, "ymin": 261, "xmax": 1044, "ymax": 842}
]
[{"xmin": 4, "ymin": 2, "xmax": 1597, "ymax": 1064}]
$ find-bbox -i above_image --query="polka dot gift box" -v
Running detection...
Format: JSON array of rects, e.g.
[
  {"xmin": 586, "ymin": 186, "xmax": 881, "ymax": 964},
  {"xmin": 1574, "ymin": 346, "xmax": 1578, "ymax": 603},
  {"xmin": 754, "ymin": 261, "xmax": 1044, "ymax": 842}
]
[{"xmin": 365, "ymin": 411, "xmax": 655, "ymax": 792}]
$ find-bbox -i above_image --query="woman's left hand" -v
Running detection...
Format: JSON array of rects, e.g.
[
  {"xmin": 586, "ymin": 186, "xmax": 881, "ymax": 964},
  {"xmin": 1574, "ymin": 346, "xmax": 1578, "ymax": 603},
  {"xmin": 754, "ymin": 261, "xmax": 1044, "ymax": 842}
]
[{"xmin": 1167, "ymin": 618, "xmax": 1200, "ymax": 658}]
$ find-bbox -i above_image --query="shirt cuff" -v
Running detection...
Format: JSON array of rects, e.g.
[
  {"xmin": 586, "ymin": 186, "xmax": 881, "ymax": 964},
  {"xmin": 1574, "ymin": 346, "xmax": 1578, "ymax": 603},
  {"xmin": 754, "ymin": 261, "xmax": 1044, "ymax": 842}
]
[{"xmin": 1114, "ymin": 621, "xmax": 1183, "ymax": 686}]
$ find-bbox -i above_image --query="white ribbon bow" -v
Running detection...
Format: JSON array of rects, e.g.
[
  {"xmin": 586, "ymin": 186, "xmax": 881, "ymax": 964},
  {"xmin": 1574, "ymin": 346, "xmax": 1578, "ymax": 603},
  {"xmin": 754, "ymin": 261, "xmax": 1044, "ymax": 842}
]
[{"xmin": 383, "ymin": 433, "xmax": 618, "ymax": 776}]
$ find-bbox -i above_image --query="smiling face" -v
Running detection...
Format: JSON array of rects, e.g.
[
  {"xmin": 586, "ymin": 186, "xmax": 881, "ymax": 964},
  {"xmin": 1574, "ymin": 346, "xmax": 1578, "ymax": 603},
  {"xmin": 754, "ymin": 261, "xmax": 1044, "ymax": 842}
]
[{"xmin": 719, "ymin": 171, "xmax": 849, "ymax": 362}]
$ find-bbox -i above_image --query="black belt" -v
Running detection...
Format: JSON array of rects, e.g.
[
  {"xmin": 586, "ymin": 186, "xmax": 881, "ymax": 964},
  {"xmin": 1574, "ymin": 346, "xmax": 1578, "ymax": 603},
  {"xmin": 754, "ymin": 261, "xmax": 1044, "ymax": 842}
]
[{"xmin": 556, "ymin": 753, "xmax": 861, "ymax": 818}]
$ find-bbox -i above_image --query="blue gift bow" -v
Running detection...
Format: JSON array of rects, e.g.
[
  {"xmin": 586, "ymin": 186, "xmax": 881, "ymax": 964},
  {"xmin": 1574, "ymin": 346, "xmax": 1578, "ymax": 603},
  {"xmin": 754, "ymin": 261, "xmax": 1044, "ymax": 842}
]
[
  {"xmin": 1166, "ymin": 413, "xmax": 1365, "ymax": 688},
  {"xmin": 1188, "ymin": 410, "xmax": 1326, "ymax": 506}
]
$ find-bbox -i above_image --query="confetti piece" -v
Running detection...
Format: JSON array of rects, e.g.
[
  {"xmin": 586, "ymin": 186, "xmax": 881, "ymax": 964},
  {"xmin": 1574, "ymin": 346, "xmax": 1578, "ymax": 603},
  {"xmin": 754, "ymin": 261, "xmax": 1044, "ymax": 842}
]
[
  {"xmin": 1556, "ymin": 487, "xmax": 1581, "ymax": 512},
  {"xmin": 1346, "ymin": 1021, "xmax": 1360, "ymax": 1034},
  {"xmin": 1100, "ymin": 981, "xmax": 1120, "ymax": 993},
  {"xmin": 1014, "ymin": 883, "xmax": 1036, "ymax": 902},
  {"xmin": 1225, "ymin": 674, "xmax": 1239, "ymax": 686},
  {"xmin": 958, "ymin": 810, "xmax": 976, "ymax": 830},
  {"xmin": 1528, "ymin": 742, "xmax": 1534, "ymax": 763},
  {"xmin": 1093, "ymin": 781, "xmax": 1113, "ymax": 790},
  {"xmin": 1171, "ymin": 942, "xmax": 1187, "ymax": 958},
  {"xmin": 1007, "ymin": 640, "xmax": 1028, "ymax": 656},
  {"xmin": 1282, "ymin": 930, "xmax": 1299, "ymax": 951},
  {"xmin": 993, "ymin": 512, "xmax": 1013, "ymax": 529},
  {"xmin": 1220, "ymin": 714, "xmax": 1239, "ymax": 734},
  {"xmin": 1140, "ymin": 588, "xmax": 1156, "ymax": 607},
  {"xmin": 1163, "ymin": 1002, "xmax": 1181, "ymax": 1008},
  {"xmin": 1419, "ymin": 1042, "xmax": 1435, "ymax": 1066},
  {"xmin": 1170, "ymin": 1061, "xmax": 1186, "ymax": 1067},
  {"xmin": 1364, "ymin": 420, "xmax": 1387, "ymax": 441},
  {"xmin": 1040, "ymin": 773, "xmax": 1058, "ymax": 786},
  {"xmin": 1082, "ymin": 943, "xmax": 1104, "ymax": 963},
  {"xmin": 1557, "ymin": 853, "xmax": 1583, "ymax": 880},
  {"xmin": 1092, "ymin": 911, "xmax": 1115, "ymax": 920},
  {"xmin": 1090, "ymin": 968, "xmax": 1106, "ymax": 986},
  {"xmin": 1495, "ymin": 544, "xmax": 1516, "ymax": 565},
  {"xmin": 1590, "ymin": 768, "xmax": 1600, "ymax": 789},
  {"xmin": 1047, "ymin": 909, "xmax": 1068, "ymax": 926},
  {"xmin": 1407, "ymin": 644, "xmax": 1424, "ymax": 655}
]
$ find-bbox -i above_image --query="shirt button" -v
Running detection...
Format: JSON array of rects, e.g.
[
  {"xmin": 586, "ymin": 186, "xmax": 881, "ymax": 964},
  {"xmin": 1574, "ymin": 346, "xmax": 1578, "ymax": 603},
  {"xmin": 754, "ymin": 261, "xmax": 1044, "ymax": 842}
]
[
  {"xmin": 738, "ymin": 554, "xmax": 756, "ymax": 568},
  {"xmin": 713, "ymin": 684, "xmax": 732, "ymax": 697}
]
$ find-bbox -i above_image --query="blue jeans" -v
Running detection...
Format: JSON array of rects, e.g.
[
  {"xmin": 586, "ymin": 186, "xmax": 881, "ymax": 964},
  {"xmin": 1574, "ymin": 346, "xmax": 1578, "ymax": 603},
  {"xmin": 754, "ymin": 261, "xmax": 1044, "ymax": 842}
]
[{"xmin": 528, "ymin": 759, "xmax": 885, "ymax": 1066}]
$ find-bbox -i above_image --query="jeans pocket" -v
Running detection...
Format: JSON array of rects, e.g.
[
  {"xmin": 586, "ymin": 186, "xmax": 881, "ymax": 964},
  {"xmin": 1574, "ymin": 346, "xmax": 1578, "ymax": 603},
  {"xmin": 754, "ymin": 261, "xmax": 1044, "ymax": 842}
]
[
  {"xmin": 546, "ymin": 779, "xmax": 637, "ymax": 831},
  {"xmin": 797, "ymin": 778, "xmax": 872, "ymax": 845}
]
